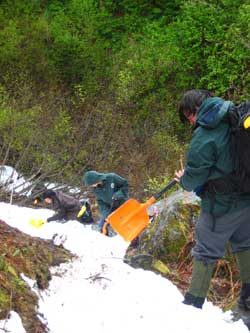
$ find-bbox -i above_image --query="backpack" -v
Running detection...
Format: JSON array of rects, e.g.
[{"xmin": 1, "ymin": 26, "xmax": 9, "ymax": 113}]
[
  {"xmin": 78, "ymin": 199, "xmax": 94, "ymax": 223},
  {"xmin": 206, "ymin": 102, "xmax": 250, "ymax": 194},
  {"xmin": 230, "ymin": 102, "xmax": 250, "ymax": 189}
]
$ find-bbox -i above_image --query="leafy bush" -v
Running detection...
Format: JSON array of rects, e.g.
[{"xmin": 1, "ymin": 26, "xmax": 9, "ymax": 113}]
[{"xmin": 1, "ymin": 0, "xmax": 250, "ymax": 197}]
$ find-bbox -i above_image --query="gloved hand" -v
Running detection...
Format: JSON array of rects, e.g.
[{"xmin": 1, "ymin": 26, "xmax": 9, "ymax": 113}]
[
  {"xmin": 112, "ymin": 190, "xmax": 124, "ymax": 201},
  {"xmin": 194, "ymin": 184, "xmax": 204, "ymax": 197}
]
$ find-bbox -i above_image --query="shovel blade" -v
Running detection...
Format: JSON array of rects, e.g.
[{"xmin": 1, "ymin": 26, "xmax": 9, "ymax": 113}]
[{"xmin": 107, "ymin": 198, "xmax": 151, "ymax": 242}]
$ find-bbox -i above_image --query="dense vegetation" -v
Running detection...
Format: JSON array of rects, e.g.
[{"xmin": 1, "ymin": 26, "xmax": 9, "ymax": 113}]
[{"xmin": 1, "ymin": 0, "xmax": 250, "ymax": 198}]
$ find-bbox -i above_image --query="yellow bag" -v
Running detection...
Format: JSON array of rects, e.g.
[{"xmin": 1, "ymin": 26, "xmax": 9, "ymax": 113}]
[
  {"xmin": 29, "ymin": 218, "xmax": 46, "ymax": 228},
  {"xmin": 244, "ymin": 115, "xmax": 250, "ymax": 129},
  {"xmin": 77, "ymin": 205, "xmax": 86, "ymax": 218}
]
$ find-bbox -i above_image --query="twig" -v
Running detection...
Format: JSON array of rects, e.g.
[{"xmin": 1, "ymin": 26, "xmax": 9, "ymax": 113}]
[
  {"xmin": 85, "ymin": 272, "xmax": 111, "ymax": 282},
  {"xmin": 180, "ymin": 155, "xmax": 184, "ymax": 170}
]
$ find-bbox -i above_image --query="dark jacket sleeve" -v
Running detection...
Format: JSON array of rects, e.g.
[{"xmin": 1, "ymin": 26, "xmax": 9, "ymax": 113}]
[
  {"xmin": 47, "ymin": 207, "xmax": 67, "ymax": 222},
  {"xmin": 112, "ymin": 174, "xmax": 129, "ymax": 201},
  {"xmin": 97, "ymin": 199, "xmax": 111, "ymax": 221},
  {"xmin": 180, "ymin": 135, "xmax": 216, "ymax": 192}
]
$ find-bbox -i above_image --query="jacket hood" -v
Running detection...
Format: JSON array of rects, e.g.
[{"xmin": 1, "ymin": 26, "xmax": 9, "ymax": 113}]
[
  {"xmin": 197, "ymin": 97, "xmax": 233, "ymax": 128},
  {"xmin": 41, "ymin": 189, "xmax": 57, "ymax": 200},
  {"xmin": 83, "ymin": 171, "xmax": 106, "ymax": 185}
]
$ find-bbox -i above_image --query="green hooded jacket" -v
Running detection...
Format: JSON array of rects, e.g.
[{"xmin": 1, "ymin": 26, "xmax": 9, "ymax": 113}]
[
  {"xmin": 180, "ymin": 97, "xmax": 250, "ymax": 215},
  {"xmin": 84, "ymin": 171, "xmax": 129, "ymax": 220}
]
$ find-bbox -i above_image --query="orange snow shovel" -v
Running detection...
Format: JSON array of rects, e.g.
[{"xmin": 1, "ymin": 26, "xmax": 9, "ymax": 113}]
[{"xmin": 106, "ymin": 180, "xmax": 177, "ymax": 242}]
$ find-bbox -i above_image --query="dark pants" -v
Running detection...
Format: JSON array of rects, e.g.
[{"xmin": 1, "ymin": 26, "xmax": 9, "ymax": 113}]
[{"xmin": 193, "ymin": 206, "xmax": 250, "ymax": 263}]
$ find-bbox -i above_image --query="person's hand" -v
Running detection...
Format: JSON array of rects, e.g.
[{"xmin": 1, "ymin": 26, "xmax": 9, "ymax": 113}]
[{"xmin": 174, "ymin": 169, "xmax": 184, "ymax": 183}]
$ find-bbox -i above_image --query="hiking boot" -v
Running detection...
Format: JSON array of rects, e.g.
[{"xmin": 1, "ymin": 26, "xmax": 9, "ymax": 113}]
[
  {"xmin": 238, "ymin": 283, "xmax": 250, "ymax": 310},
  {"xmin": 183, "ymin": 292, "xmax": 205, "ymax": 309},
  {"xmin": 231, "ymin": 302, "xmax": 250, "ymax": 331},
  {"xmin": 182, "ymin": 259, "xmax": 215, "ymax": 309},
  {"xmin": 238, "ymin": 297, "xmax": 250, "ymax": 310}
]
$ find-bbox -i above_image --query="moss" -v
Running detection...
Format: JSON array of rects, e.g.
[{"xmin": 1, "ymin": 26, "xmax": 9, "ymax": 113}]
[
  {"xmin": 0, "ymin": 219, "xmax": 74, "ymax": 333},
  {"xmin": 158, "ymin": 215, "xmax": 190, "ymax": 262},
  {"xmin": 152, "ymin": 259, "xmax": 170, "ymax": 274},
  {"xmin": 0, "ymin": 288, "xmax": 10, "ymax": 319}
]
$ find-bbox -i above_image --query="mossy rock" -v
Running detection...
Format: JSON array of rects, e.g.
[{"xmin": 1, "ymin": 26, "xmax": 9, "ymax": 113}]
[
  {"xmin": 0, "ymin": 219, "xmax": 74, "ymax": 333},
  {"xmin": 125, "ymin": 193, "xmax": 200, "ymax": 273}
]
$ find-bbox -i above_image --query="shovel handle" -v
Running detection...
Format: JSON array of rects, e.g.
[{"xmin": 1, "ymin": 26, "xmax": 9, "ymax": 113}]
[{"xmin": 153, "ymin": 180, "xmax": 177, "ymax": 201}]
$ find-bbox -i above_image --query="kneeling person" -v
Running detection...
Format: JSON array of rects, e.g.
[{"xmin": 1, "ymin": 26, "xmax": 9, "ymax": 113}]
[{"xmin": 42, "ymin": 190, "xmax": 93, "ymax": 224}]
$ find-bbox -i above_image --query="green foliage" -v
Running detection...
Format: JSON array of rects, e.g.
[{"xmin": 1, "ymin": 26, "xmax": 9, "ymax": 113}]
[
  {"xmin": 0, "ymin": 3, "xmax": 54, "ymax": 85},
  {"xmin": 144, "ymin": 174, "xmax": 178, "ymax": 199},
  {"xmin": 203, "ymin": 3, "xmax": 250, "ymax": 99},
  {"xmin": 0, "ymin": 290, "xmax": 9, "ymax": 318},
  {"xmin": 2, "ymin": 0, "xmax": 250, "ymax": 195},
  {"xmin": 158, "ymin": 0, "xmax": 250, "ymax": 96},
  {"xmin": 0, "ymin": 84, "xmax": 75, "ymax": 179},
  {"xmin": 45, "ymin": 0, "xmax": 110, "ymax": 90}
]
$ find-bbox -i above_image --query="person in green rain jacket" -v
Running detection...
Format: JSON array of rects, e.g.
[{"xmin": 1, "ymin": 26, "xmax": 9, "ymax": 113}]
[
  {"xmin": 175, "ymin": 89, "xmax": 250, "ymax": 312},
  {"xmin": 83, "ymin": 170, "xmax": 129, "ymax": 234}
]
